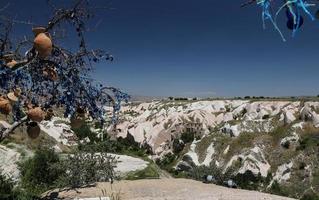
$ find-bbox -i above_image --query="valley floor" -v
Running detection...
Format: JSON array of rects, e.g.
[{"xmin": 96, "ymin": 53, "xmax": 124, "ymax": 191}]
[{"xmin": 52, "ymin": 178, "xmax": 295, "ymax": 200}]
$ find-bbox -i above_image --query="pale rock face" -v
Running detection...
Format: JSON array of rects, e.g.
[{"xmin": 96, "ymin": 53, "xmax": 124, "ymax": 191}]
[
  {"xmin": 223, "ymin": 145, "xmax": 230, "ymax": 155},
  {"xmin": 177, "ymin": 140, "xmax": 216, "ymax": 168},
  {"xmin": 40, "ymin": 117, "xmax": 77, "ymax": 146},
  {"xmin": 280, "ymin": 132, "xmax": 299, "ymax": 147},
  {"xmin": 183, "ymin": 140, "xmax": 201, "ymax": 166},
  {"xmin": 282, "ymin": 110, "xmax": 296, "ymax": 125},
  {"xmin": 312, "ymin": 112, "xmax": 319, "ymax": 127},
  {"xmin": 224, "ymin": 146, "xmax": 270, "ymax": 177},
  {"xmin": 202, "ymin": 143, "xmax": 216, "ymax": 166},
  {"xmin": 223, "ymin": 112, "xmax": 234, "ymax": 122},
  {"xmin": 110, "ymin": 153, "xmax": 149, "ymax": 175},
  {"xmin": 109, "ymin": 100, "xmax": 319, "ymax": 155},
  {"xmin": 269, "ymin": 162, "xmax": 293, "ymax": 187},
  {"xmin": 221, "ymin": 123, "xmax": 241, "ymax": 137},
  {"xmin": 0, "ymin": 145, "xmax": 21, "ymax": 181}
]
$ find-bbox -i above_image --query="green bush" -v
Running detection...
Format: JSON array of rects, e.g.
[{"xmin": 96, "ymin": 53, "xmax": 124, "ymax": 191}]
[
  {"xmin": 72, "ymin": 122, "xmax": 98, "ymax": 143},
  {"xmin": 233, "ymin": 171, "xmax": 267, "ymax": 190},
  {"xmin": 301, "ymin": 192, "xmax": 319, "ymax": 200},
  {"xmin": 56, "ymin": 152, "xmax": 117, "ymax": 189},
  {"xmin": 19, "ymin": 148, "xmax": 63, "ymax": 196},
  {"xmin": 188, "ymin": 164, "xmax": 230, "ymax": 185},
  {"xmin": 269, "ymin": 181, "xmax": 287, "ymax": 197},
  {"xmin": 172, "ymin": 139, "xmax": 185, "ymax": 154},
  {"xmin": 0, "ymin": 172, "xmax": 39, "ymax": 200},
  {"xmin": 156, "ymin": 152, "xmax": 176, "ymax": 170},
  {"xmin": 19, "ymin": 147, "xmax": 117, "ymax": 193},
  {"xmin": 0, "ymin": 173, "xmax": 15, "ymax": 200},
  {"xmin": 181, "ymin": 132, "xmax": 194, "ymax": 143}
]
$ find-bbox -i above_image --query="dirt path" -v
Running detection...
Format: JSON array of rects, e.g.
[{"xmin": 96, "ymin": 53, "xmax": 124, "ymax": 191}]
[{"xmin": 55, "ymin": 178, "xmax": 295, "ymax": 200}]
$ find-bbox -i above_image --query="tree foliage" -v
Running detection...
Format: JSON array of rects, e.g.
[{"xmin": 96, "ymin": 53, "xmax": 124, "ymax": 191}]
[{"xmin": 0, "ymin": 0, "xmax": 129, "ymax": 140}]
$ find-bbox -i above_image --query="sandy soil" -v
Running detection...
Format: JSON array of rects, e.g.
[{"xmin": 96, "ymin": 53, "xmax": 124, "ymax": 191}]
[{"xmin": 54, "ymin": 178, "xmax": 295, "ymax": 200}]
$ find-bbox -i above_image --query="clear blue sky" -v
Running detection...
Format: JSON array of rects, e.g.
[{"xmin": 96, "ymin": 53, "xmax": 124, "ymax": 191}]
[{"xmin": 2, "ymin": 0, "xmax": 319, "ymax": 97}]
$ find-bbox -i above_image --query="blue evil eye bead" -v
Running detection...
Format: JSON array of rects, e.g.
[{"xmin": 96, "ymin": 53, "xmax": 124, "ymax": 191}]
[{"xmin": 287, "ymin": 16, "xmax": 304, "ymax": 30}]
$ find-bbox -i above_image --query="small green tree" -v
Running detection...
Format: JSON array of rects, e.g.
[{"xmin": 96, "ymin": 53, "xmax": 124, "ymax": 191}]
[
  {"xmin": 56, "ymin": 152, "xmax": 117, "ymax": 189},
  {"xmin": 19, "ymin": 148, "xmax": 63, "ymax": 196}
]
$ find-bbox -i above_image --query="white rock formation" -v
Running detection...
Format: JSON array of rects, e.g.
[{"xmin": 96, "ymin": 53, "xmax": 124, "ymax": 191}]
[
  {"xmin": 224, "ymin": 146, "xmax": 270, "ymax": 177},
  {"xmin": 268, "ymin": 162, "xmax": 293, "ymax": 187},
  {"xmin": 110, "ymin": 100, "xmax": 314, "ymax": 155},
  {"xmin": 0, "ymin": 145, "xmax": 21, "ymax": 181},
  {"xmin": 110, "ymin": 153, "xmax": 149, "ymax": 175}
]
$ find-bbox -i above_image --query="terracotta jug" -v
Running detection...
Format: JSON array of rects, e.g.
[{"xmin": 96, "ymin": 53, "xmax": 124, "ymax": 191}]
[
  {"xmin": 0, "ymin": 99, "xmax": 12, "ymax": 115},
  {"xmin": 7, "ymin": 92, "xmax": 18, "ymax": 102},
  {"xmin": 33, "ymin": 27, "xmax": 52, "ymax": 58},
  {"xmin": 27, "ymin": 107, "xmax": 45, "ymax": 122},
  {"xmin": 27, "ymin": 122, "xmax": 41, "ymax": 139}
]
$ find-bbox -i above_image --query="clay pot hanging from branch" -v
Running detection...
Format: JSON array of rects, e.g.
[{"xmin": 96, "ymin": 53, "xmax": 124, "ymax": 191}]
[
  {"xmin": 7, "ymin": 88, "xmax": 21, "ymax": 103},
  {"xmin": 0, "ymin": 98, "xmax": 12, "ymax": 115},
  {"xmin": 27, "ymin": 121, "xmax": 41, "ymax": 139},
  {"xmin": 32, "ymin": 27, "xmax": 52, "ymax": 59},
  {"xmin": 7, "ymin": 92, "xmax": 18, "ymax": 103},
  {"xmin": 27, "ymin": 107, "xmax": 45, "ymax": 122},
  {"xmin": 70, "ymin": 107, "xmax": 86, "ymax": 129}
]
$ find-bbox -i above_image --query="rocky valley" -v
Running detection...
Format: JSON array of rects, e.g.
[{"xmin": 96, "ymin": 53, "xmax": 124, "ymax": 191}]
[{"xmin": 1, "ymin": 99, "xmax": 319, "ymax": 199}]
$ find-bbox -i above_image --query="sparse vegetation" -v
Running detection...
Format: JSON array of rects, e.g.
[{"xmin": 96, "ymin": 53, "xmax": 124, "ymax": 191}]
[
  {"xmin": 156, "ymin": 152, "xmax": 177, "ymax": 170},
  {"xmin": 126, "ymin": 163, "xmax": 159, "ymax": 180}
]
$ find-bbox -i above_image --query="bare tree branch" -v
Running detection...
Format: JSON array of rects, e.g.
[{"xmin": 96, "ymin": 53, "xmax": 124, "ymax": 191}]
[{"xmin": 0, "ymin": 116, "xmax": 28, "ymax": 141}]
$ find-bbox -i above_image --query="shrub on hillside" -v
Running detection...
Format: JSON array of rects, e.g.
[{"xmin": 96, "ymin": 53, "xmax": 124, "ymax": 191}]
[
  {"xmin": 0, "ymin": 173, "xmax": 38, "ymax": 200},
  {"xmin": 72, "ymin": 122, "xmax": 98, "ymax": 143},
  {"xmin": 233, "ymin": 170, "xmax": 268, "ymax": 190},
  {"xmin": 156, "ymin": 152, "xmax": 176, "ymax": 169},
  {"xmin": 0, "ymin": 173, "xmax": 15, "ymax": 200},
  {"xmin": 56, "ymin": 152, "xmax": 117, "ymax": 189},
  {"xmin": 269, "ymin": 181, "xmax": 287, "ymax": 197},
  {"xmin": 172, "ymin": 138, "xmax": 185, "ymax": 154},
  {"xmin": 19, "ymin": 148, "xmax": 63, "ymax": 196},
  {"xmin": 19, "ymin": 147, "xmax": 117, "ymax": 195},
  {"xmin": 188, "ymin": 164, "xmax": 234, "ymax": 185},
  {"xmin": 181, "ymin": 131, "xmax": 195, "ymax": 143},
  {"xmin": 301, "ymin": 192, "xmax": 319, "ymax": 200}
]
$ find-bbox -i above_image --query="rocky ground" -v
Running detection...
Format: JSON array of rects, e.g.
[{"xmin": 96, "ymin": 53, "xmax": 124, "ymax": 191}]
[{"xmin": 51, "ymin": 178, "xmax": 295, "ymax": 200}]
